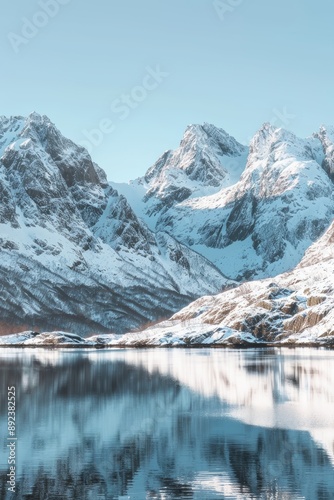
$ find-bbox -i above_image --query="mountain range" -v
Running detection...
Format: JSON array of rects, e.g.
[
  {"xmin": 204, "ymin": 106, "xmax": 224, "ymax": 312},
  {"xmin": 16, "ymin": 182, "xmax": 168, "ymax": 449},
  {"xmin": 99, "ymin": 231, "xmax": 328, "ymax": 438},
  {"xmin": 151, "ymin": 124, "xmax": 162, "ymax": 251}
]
[
  {"xmin": 0, "ymin": 113, "xmax": 228, "ymax": 334},
  {"xmin": 114, "ymin": 122, "xmax": 333, "ymax": 281},
  {"xmin": 0, "ymin": 112, "xmax": 333, "ymax": 343}
]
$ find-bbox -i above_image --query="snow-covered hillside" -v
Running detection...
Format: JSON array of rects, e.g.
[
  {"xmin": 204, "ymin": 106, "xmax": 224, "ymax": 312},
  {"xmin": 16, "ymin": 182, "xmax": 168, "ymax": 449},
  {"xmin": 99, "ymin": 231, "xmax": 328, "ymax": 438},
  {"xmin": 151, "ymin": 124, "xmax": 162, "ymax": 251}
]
[
  {"xmin": 0, "ymin": 113, "xmax": 333, "ymax": 341},
  {"xmin": 2, "ymin": 214, "xmax": 333, "ymax": 346},
  {"xmin": 0, "ymin": 113, "xmax": 229, "ymax": 334},
  {"xmin": 116, "ymin": 123, "xmax": 334, "ymax": 280},
  {"xmin": 136, "ymin": 123, "xmax": 248, "ymax": 213},
  {"xmin": 92, "ymin": 219, "xmax": 333, "ymax": 347}
]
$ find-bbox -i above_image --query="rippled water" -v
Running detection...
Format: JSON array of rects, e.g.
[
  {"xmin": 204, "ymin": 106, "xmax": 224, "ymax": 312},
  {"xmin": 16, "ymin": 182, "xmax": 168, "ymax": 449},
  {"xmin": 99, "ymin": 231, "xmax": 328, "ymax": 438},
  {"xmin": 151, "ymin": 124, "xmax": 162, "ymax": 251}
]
[{"xmin": 0, "ymin": 348, "xmax": 334, "ymax": 499}]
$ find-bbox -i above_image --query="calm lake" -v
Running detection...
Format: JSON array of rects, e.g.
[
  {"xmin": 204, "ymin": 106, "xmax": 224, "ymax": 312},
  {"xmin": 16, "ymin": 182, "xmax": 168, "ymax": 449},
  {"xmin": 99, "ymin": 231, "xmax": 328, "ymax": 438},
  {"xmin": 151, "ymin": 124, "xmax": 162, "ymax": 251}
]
[{"xmin": 0, "ymin": 348, "xmax": 334, "ymax": 499}]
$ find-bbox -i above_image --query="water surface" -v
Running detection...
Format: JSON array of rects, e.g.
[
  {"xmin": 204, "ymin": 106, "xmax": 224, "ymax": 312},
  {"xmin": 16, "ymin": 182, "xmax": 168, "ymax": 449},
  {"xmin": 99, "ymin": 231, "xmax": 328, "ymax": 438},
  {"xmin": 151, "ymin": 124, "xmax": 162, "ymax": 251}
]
[{"xmin": 0, "ymin": 348, "xmax": 334, "ymax": 499}]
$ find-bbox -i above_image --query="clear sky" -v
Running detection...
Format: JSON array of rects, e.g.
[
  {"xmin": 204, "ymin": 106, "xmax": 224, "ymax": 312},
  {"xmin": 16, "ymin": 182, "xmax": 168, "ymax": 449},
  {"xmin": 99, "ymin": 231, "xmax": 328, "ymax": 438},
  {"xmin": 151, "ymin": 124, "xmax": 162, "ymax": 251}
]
[{"xmin": 1, "ymin": 0, "xmax": 334, "ymax": 181}]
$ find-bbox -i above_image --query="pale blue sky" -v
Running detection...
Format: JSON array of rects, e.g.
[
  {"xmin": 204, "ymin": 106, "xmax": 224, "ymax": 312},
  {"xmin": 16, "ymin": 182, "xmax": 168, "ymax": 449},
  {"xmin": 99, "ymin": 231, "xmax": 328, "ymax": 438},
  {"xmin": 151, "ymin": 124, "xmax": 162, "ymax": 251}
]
[{"xmin": 1, "ymin": 0, "xmax": 334, "ymax": 181}]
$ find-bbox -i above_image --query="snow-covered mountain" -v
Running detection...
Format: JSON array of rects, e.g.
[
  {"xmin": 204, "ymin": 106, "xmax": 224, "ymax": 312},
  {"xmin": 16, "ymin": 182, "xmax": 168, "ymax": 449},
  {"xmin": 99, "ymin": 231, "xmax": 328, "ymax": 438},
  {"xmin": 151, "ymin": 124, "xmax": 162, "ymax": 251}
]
[
  {"xmin": 1, "ymin": 113, "xmax": 333, "ymax": 340},
  {"xmin": 112, "ymin": 123, "xmax": 248, "ymax": 229},
  {"xmin": 100, "ymin": 218, "xmax": 334, "ymax": 346},
  {"xmin": 0, "ymin": 113, "xmax": 229, "ymax": 334},
  {"xmin": 116, "ymin": 123, "xmax": 334, "ymax": 280},
  {"xmin": 138, "ymin": 123, "xmax": 248, "ymax": 214},
  {"xmin": 5, "ymin": 217, "xmax": 333, "ymax": 347}
]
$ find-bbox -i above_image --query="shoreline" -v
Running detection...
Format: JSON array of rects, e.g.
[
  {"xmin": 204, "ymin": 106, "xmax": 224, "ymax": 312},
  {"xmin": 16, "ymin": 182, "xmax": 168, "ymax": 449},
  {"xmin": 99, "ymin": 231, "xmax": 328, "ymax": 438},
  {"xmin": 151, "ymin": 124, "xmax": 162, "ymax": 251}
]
[{"xmin": 0, "ymin": 341, "xmax": 333, "ymax": 349}]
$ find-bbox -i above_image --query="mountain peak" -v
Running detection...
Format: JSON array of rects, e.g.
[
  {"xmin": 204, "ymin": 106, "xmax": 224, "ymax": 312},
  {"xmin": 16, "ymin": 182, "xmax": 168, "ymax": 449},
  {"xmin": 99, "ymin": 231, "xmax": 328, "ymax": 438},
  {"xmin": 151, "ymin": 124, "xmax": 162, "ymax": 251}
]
[
  {"xmin": 248, "ymin": 122, "xmax": 308, "ymax": 163},
  {"xmin": 249, "ymin": 122, "xmax": 276, "ymax": 150},
  {"xmin": 317, "ymin": 124, "xmax": 334, "ymax": 144},
  {"xmin": 0, "ymin": 114, "xmax": 228, "ymax": 334},
  {"xmin": 0, "ymin": 112, "xmax": 106, "ymax": 189},
  {"xmin": 27, "ymin": 111, "xmax": 50, "ymax": 123},
  {"xmin": 182, "ymin": 122, "xmax": 246, "ymax": 156},
  {"xmin": 314, "ymin": 125, "xmax": 334, "ymax": 181},
  {"xmin": 140, "ymin": 122, "xmax": 248, "ymax": 211}
]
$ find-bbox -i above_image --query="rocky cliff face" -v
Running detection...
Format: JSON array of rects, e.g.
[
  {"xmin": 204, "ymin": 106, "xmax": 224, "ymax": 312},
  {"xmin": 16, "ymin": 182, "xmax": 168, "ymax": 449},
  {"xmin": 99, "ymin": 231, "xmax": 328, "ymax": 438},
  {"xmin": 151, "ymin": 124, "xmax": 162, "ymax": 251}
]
[
  {"xmin": 119, "ymin": 122, "xmax": 334, "ymax": 281},
  {"xmin": 134, "ymin": 123, "xmax": 248, "ymax": 215},
  {"xmin": 314, "ymin": 125, "xmax": 334, "ymax": 181},
  {"xmin": 1, "ymin": 113, "xmax": 333, "ymax": 340},
  {"xmin": 0, "ymin": 113, "xmax": 229, "ymax": 334},
  {"xmin": 108, "ymin": 220, "xmax": 333, "ymax": 346}
]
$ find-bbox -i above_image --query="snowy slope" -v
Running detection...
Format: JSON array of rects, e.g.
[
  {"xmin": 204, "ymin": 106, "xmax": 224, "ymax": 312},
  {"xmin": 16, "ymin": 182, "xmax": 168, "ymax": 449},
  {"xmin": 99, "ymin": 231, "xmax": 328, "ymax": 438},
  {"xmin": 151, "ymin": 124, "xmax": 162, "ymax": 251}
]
[
  {"xmin": 117, "ymin": 123, "xmax": 334, "ymax": 281},
  {"xmin": 0, "ymin": 113, "xmax": 230, "ymax": 334},
  {"xmin": 1, "ymin": 113, "xmax": 333, "ymax": 340},
  {"xmin": 4, "ymin": 212, "xmax": 333, "ymax": 347},
  {"xmin": 112, "ymin": 122, "xmax": 248, "ymax": 226},
  {"xmin": 139, "ymin": 123, "xmax": 248, "ymax": 210},
  {"xmin": 99, "ymin": 219, "xmax": 334, "ymax": 346}
]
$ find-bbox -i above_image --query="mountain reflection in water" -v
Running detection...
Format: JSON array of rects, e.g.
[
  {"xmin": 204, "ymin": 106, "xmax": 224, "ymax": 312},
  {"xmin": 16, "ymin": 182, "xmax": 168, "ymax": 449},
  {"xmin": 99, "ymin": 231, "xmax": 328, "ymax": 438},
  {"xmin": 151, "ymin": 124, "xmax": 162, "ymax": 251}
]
[{"xmin": 0, "ymin": 348, "xmax": 333, "ymax": 499}]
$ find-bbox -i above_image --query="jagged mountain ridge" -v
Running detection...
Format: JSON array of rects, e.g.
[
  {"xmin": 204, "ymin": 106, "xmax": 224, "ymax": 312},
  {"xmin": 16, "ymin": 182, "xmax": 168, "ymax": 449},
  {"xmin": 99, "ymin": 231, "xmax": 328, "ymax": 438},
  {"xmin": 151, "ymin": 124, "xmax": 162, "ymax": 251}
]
[
  {"xmin": 139, "ymin": 123, "xmax": 248, "ymax": 213},
  {"xmin": 1, "ymin": 113, "xmax": 334, "ymax": 339},
  {"xmin": 0, "ymin": 113, "xmax": 229, "ymax": 334},
  {"xmin": 8, "ymin": 199, "xmax": 332, "ymax": 347},
  {"xmin": 3, "ymin": 219, "xmax": 333, "ymax": 346},
  {"xmin": 116, "ymin": 122, "xmax": 334, "ymax": 280}
]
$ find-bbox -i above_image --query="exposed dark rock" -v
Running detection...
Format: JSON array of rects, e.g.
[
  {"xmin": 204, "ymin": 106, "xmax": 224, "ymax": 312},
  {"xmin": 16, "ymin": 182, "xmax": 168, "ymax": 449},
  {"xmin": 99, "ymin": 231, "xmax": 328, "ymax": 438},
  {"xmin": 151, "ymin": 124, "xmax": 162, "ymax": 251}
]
[{"xmin": 0, "ymin": 114, "xmax": 229, "ymax": 335}]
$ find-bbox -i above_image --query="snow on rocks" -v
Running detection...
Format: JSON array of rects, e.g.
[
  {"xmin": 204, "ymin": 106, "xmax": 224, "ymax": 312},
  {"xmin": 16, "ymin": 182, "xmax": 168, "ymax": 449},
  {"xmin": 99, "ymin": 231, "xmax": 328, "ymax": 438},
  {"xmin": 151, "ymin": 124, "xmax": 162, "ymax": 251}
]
[
  {"xmin": 0, "ymin": 113, "xmax": 230, "ymax": 335},
  {"xmin": 118, "ymin": 123, "xmax": 334, "ymax": 281},
  {"xmin": 0, "ymin": 114, "xmax": 333, "ymax": 345}
]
